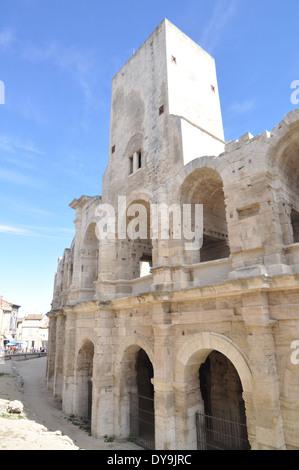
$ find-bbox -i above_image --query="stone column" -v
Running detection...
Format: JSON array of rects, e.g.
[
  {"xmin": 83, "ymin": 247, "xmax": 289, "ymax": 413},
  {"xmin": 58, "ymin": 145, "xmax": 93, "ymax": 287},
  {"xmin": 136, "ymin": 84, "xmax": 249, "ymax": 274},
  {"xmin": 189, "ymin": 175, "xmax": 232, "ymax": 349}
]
[
  {"xmin": 53, "ymin": 311, "xmax": 66, "ymax": 399},
  {"xmin": 133, "ymin": 151, "xmax": 139, "ymax": 174},
  {"xmin": 151, "ymin": 187, "xmax": 191, "ymax": 291},
  {"xmin": 153, "ymin": 322, "xmax": 175, "ymax": 449},
  {"xmin": 91, "ymin": 306, "xmax": 115, "ymax": 437},
  {"xmin": 241, "ymin": 292, "xmax": 286, "ymax": 449},
  {"xmin": 61, "ymin": 310, "xmax": 76, "ymax": 416},
  {"xmin": 151, "ymin": 302, "xmax": 176, "ymax": 449},
  {"xmin": 46, "ymin": 311, "xmax": 57, "ymax": 390},
  {"xmin": 68, "ymin": 212, "xmax": 83, "ymax": 302},
  {"xmin": 95, "ymin": 238, "xmax": 118, "ymax": 300}
]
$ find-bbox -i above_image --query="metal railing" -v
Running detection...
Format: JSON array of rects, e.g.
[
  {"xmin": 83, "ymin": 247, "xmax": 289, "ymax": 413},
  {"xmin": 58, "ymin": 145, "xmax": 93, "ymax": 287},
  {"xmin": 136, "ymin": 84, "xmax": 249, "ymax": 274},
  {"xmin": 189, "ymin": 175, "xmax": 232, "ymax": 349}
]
[
  {"xmin": 2, "ymin": 352, "xmax": 47, "ymax": 362},
  {"xmin": 129, "ymin": 392, "xmax": 155, "ymax": 450},
  {"xmin": 196, "ymin": 412, "xmax": 250, "ymax": 450}
]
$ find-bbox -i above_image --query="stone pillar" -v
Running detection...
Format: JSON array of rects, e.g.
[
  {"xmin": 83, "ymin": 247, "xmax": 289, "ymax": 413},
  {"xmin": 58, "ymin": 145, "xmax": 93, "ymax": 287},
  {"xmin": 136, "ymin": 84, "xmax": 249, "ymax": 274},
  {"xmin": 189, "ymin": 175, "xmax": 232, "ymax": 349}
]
[
  {"xmin": 151, "ymin": 187, "xmax": 191, "ymax": 291},
  {"xmin": 262, "ymin": 193, "xmax": 291, "ymax": 275},
  {"xmin": 53, "ymin": 311, "xmax": 66, "ymax": 398},
  {"xmin": 133, "ymin": 151, "xmax": 140, "ymax": 174},
  {"xmin": 153, "ymin": 319, "xmax": 175, "ymax": 449},
  {"xmin": 68, "ymin": 212, "xmax": 83, "ymax": 302},
  {"xmin": 46, "ymin": 311, "xmax": 57, "ymax": 390},
  {"xmin": 61, "ymin": 310, "xmax": 76, "ymax": 416},
  {"xmin": 95, "ymin": 238, "xmax": 118, "ymax": 300},
  {"xmin": 91, "ymin": 306, "xmax": 115, "ymax": 437},
  {"xmin": 241, "ymin": 292, "xmax": 286, "ymax": 449},
  {"xmin": 173, "ymin": 384, "xmax": 203, "ymax": 449}
]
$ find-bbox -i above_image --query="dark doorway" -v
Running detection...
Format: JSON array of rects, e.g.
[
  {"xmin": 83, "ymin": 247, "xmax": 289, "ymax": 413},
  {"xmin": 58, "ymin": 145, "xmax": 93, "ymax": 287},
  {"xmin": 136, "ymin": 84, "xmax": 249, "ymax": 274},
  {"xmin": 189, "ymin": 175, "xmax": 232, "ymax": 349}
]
[
  {"xmin": 76, "ymin": 340, "xmax": 94, "ymax": 424},
  {"xmin": 130, "ymin": 349, "xmax": 155, "ymax": 449},
  {"xmin": 198, "ymin": 351, "xmax": 250, "ymax": 450}
]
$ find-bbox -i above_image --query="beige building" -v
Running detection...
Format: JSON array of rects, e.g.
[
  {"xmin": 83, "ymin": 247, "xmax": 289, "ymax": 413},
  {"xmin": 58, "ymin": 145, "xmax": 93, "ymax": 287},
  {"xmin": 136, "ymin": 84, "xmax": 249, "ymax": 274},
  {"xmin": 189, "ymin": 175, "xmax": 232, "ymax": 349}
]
[
  {"xmin": 17, "ymin": 314, "xmax": 49, "ymax": 351},
  {"xmin": 0, "ymin": 296, "xmax": 20, "ymax": 350},
  {"xmin": 47, "ymin": 20, "xmax": 299, "ymax": 450}
]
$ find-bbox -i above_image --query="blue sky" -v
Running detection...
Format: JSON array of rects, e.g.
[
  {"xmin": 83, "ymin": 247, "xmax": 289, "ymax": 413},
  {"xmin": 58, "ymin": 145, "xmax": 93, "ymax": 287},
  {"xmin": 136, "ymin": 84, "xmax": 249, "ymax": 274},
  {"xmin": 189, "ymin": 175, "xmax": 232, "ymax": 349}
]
[{"xmin": 0, "ymin": 0, "xmax": 298, "ymax": 316}]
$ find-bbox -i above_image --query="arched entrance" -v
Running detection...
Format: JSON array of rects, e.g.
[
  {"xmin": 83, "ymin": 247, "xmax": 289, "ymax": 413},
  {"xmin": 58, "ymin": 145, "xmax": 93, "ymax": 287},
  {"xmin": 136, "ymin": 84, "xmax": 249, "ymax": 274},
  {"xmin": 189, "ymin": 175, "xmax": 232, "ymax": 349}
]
[
  {"xmin": 130, "ymin": 349, "xmax": 155, "ymax": 448},
  {"xmin": 174, "ymin": 332, "xmax": 253, "ymax": 449},
  {"xmin": 75, "ymin": 339, "xmax": 94, "ymax": 423},
  {"xmin": 198, "ymin": 351, "xmax": 250, "ymax": 449},
  {"xmin": 115, "ymin": 340, "xmax": 155, "ymax": 449}
]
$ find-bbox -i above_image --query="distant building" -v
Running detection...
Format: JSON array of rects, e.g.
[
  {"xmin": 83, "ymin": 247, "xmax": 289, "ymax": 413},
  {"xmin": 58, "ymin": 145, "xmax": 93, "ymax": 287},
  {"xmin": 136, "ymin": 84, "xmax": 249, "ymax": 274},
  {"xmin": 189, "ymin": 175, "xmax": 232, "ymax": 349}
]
[
  {"xmin": 0, "ymin": 296, "xmax": 20, "ymax": 349},
  {"xmin": 17, "ymin": 314, "xmax": 49, "ymax": 351}
]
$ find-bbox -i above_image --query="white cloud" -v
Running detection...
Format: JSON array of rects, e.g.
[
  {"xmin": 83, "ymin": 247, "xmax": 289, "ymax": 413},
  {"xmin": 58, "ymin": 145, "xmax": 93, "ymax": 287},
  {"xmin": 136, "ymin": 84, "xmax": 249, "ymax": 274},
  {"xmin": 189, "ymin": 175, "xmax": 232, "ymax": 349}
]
[
  {"xmin": 0, "ymin": 27, "xmax": 15, "ymax": 49},
  {"xmin": 0, "ymin": 134, "xmax": 44, "ymax": 155},
  {"xmin": 0, "ymin": 196, "xmax": 54, "ymax": 218},
  {"xmin": 0, "ymin": 168, "xmax": 42, "ymax": 188},
  {"xmin": 22, "ymin": 40, "xmax": 98, "ymax": 105},
  {"xmin": 0, "ymin": 224, "xmax": 73, "ymax": 239},
  {"xmin": 229, "ymin": 99, "xmax": 256, "ymax": 115},
  {"xmin": 0, "ymin": 225, "xmax": 30, "ymax": 235},
  {"xmin": 199, "ymin": 0, "xmax": 239, "ymax": 52}
]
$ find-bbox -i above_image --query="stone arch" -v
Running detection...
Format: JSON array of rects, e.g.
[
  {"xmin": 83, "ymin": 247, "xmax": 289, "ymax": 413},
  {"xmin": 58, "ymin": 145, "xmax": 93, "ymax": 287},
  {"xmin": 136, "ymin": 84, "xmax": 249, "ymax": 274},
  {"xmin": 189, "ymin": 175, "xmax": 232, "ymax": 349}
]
[
  {"xmin": 114, "ymin": 334, "xmax": 154, "ymax": 440},
  {"xmin": 266, "ymin": 110, "xmax": 299, "ymax": 169},
  {"xmin": 74, "ymin": 338, "xmax": 95, "ymax": 422},
  {"xmin": 266, "ymin": 111, "xmax": 299, "ymax": 245},
  {"xmin": 125, "ymin": 132, "xmax": 144, "ymax": 158},
  {"xmin": 173, "ymin": 332, "xmax": 253, "ymax": 449},
  {"xmin": 118, "ymin": 190, "xmax": 154, "ymax": 280},
  {"xmin": 82, "ymin": 221, "xmax": 99, "ymax": 249},
  {"xmin": 173, "ymin": 161, "xmax": 230, "ymax": 264},
  {"xmin": 170, "ymin": 155, "xmax": 228, "ymax": 206},
  {"xmin": 115, "ymin": 333, "xmax": 154, "ymax": 373},
  {"xmin": 124, "ymin": 132, "xmax": 145, "ymax": 175},
  {"xmin": 125, "ymin": 188, "xmax": 153, "ymax": 208},
  {"xmin": 175, "ymin": 332, "xmax": 252, "ymax": 392},
  {"xmin": 282, "ymin": 360, "xmax": 299, "ymax": 449}
]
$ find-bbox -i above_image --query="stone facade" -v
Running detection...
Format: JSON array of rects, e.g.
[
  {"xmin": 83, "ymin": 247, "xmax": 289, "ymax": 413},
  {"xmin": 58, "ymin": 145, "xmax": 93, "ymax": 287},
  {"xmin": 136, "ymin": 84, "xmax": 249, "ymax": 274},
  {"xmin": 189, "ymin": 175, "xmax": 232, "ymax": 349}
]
[{"xmin": 47, "ymin": 20, "xmax": 299, "ymax": 450}]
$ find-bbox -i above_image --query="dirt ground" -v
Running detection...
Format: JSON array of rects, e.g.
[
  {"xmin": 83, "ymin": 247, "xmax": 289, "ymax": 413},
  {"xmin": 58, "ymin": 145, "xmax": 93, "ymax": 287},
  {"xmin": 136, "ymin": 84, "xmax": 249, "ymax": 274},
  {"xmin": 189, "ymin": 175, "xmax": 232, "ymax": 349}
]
[{"xmin": 0, "ymin": 356, "xmax": 141, "ymax": 451}]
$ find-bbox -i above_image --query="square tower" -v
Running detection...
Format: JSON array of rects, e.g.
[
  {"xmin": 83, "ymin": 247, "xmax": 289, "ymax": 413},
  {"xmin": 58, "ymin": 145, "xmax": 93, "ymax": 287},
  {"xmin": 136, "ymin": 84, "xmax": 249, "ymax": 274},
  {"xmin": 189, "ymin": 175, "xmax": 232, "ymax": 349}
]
[{"xmin": 102, "ymin": 19, "xmax": 225, "ymax": 205}]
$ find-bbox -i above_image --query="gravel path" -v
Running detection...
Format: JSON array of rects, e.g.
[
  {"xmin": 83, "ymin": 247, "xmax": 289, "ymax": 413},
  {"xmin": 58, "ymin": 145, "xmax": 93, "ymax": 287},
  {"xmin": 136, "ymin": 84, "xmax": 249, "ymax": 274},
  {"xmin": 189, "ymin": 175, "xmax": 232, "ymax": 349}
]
[{"xmin": 0, "ymin": 357, "xmax": 141, "ymax": 451}]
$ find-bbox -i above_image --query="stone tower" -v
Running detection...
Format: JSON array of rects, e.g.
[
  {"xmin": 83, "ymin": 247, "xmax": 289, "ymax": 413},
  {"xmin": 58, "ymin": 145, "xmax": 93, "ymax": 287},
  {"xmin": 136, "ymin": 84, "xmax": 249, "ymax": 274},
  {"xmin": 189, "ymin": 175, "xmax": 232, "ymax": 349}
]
[{"xmin": 102, "ymin": 19, "xmax": 225, "ymax": 206}]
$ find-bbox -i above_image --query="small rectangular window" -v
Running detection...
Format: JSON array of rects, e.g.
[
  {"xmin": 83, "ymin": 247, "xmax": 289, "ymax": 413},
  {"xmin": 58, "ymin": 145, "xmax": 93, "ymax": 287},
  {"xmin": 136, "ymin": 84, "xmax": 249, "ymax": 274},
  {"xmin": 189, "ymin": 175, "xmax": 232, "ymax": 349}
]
[
  {"xmin": 129, "ymin": 150, "xmax": 142, "ymax": 175},
  {"xmin": 159, "ymin": 105, "xmax": 164, "ymax": 115},
  {"xmin": 129, "ymin": 155, "xmax": 133, "ymax": 175}
]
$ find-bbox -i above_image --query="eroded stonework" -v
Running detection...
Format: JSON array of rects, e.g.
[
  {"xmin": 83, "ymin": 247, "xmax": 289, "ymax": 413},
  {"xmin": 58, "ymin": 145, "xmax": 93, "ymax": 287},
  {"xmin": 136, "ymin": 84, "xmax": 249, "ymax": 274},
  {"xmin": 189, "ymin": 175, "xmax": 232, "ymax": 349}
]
[{"xmin": 47, "ymin": 19, "xmax": 299, "ymax": 450}]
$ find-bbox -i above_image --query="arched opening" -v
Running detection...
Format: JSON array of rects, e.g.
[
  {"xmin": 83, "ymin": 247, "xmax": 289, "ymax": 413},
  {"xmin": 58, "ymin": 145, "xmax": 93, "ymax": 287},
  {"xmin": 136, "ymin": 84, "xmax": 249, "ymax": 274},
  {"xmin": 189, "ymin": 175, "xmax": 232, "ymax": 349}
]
[
  {"xmin": 275, "ymin": 128, "xmax": 299, "ymax": 245},
  {"xmin": 75, "ymin": 340, "xmax": 94, "ymax": 424},
  {"xmin": 81, "ymin": 223, "xmax": 99, "ymax": 290},
  {"xmin": 180, "ymin": 168, "xmax": 230, "ymax": 264},
  {"xmin": 126, "ymin": 200, "xmax": 153, "ymax": 279},
  {"xmin": 116, "ymin": 342, "xmax": 155, "ymax": 448},
  {"xmin": 198, "ymin": 351, "xmax": 250, "ymax": 450},
  {"xmin": 130, "ymin": 348, "xmax": 155, "ymax": 449},
  {"xmin": 175, "ymin": 334, "xmax": 253, "ymax": 449}
]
